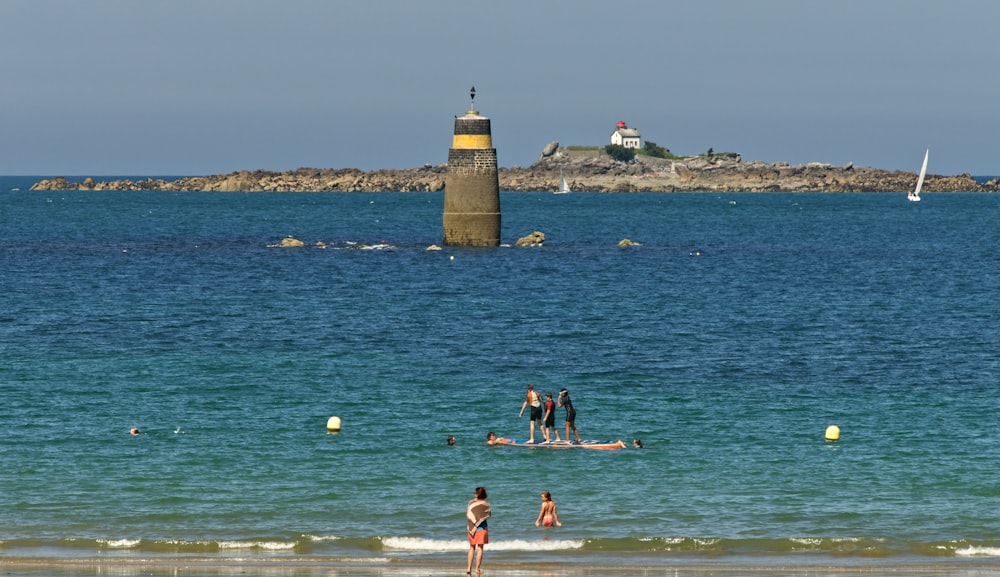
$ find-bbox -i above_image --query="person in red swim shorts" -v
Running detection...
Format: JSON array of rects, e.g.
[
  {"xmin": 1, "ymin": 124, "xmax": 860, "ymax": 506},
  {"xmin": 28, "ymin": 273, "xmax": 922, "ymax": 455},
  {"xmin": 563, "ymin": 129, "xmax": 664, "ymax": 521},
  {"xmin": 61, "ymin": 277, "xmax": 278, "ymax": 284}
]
[{"xmin": 466, "ymin": 486, "xmax": 491, "ymax": 574}]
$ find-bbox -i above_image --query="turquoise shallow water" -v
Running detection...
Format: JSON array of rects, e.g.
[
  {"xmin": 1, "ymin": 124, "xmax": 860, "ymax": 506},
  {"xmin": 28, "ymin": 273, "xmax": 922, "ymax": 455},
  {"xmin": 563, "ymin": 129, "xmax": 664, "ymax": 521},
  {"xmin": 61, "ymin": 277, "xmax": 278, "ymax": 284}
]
[{"xmin": 2, "ymin": 180, "xmax": 1000, "ymax": 574}]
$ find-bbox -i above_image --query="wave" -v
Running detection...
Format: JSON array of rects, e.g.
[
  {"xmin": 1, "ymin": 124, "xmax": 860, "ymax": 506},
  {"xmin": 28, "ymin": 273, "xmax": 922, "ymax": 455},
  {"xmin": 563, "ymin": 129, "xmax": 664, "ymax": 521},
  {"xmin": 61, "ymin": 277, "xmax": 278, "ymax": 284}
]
[
  {"xmin": 381, "ymin": 536, "xmax": 583, "ymax": 552},
  {"xmin": 580, "ymin": 536, "xmax": 1000, "ymax": 557},
  {"xmin": 4, "ymin": 535, "xmax": 1000, "ymax": 562},
  {"xmin": 1, "ymin": 537, "xmax": 317, "ymax": 554},
  {"xmin": 95, "ymin": 538, "xmax": 141, "ymax": 549},
  {"xmin": 956, "ymin": 545, "xmax": 1000, "ymax": 557},
  {"xmin": 376, "ymin": 536, "xmax": 1000, "ymax": 558},
  {"xmin": 97, "ymin": 538, "xmax": 298, "ymax": 552}
]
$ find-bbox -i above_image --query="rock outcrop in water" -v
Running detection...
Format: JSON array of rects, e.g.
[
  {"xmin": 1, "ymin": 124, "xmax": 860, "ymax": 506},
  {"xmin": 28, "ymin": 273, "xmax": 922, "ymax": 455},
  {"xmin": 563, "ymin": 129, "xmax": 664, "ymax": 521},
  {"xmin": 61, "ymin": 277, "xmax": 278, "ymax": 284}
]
[
  {"xmin": 515, "ymin": 231, "xmax": 545, "ymax": 247},
  {"xmin": 30, "ymin": 147, "xmax": 1000, "ymax": 193}
]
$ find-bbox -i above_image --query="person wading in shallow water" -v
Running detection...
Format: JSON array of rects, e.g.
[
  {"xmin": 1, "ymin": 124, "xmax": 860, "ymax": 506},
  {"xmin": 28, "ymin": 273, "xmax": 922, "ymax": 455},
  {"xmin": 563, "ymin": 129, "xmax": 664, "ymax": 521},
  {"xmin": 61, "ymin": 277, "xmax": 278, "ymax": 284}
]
[
  {"xmin": 466, "ymin": 486, "xmax": 491, "ymax": 574},
  {"xmin": 535, "ymin": 490, "xmax": 562, "ymax": 527}
]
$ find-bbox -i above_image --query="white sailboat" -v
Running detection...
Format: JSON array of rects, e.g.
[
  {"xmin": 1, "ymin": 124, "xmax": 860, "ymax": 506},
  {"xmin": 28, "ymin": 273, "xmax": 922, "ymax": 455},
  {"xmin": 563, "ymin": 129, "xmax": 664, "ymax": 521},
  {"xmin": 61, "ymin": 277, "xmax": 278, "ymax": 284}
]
[
  {"xmin": 909, "ymin": 148, "xmax": 928, "ymax": 202},
  {"xmin": 556, "ymin": 169, "xmax": 571, "ymax": 194}
]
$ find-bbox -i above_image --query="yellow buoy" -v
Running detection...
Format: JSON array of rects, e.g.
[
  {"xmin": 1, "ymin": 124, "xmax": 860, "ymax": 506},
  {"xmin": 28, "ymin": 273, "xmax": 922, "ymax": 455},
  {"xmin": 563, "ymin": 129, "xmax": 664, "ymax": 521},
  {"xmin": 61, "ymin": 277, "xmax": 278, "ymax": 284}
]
[
  {"xmin": 326, "ymin": 416, "xmax": 342, "ymax": 432},
  {"xmin": 825, "ymin": 424, "xmax": 840, "ymax": 442}
]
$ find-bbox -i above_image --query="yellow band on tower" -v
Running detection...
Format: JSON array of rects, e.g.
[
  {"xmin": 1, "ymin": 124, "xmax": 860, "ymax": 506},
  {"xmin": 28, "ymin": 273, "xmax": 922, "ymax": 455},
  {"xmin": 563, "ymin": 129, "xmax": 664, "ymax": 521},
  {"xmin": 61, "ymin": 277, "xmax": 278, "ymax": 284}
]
[{"xmin": 452, "ymin": 134, "xmax": 493, "ymax": 149}]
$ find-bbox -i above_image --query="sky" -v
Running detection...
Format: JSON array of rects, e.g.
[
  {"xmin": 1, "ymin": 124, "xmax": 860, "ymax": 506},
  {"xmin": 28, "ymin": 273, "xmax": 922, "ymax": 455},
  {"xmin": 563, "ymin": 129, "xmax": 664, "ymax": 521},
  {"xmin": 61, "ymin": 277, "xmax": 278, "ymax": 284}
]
[{"xmin": 2, "ymin": 0, "xmax": 999, "ymax": 176}]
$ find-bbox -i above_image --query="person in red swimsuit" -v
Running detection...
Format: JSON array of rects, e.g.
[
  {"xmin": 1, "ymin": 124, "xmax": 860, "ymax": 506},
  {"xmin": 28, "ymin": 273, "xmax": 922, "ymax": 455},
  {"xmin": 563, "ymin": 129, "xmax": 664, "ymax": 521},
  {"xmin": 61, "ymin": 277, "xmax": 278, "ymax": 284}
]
[{"xmin": 535, "ymin": 491, "xmax": 562, "ymax": 528}]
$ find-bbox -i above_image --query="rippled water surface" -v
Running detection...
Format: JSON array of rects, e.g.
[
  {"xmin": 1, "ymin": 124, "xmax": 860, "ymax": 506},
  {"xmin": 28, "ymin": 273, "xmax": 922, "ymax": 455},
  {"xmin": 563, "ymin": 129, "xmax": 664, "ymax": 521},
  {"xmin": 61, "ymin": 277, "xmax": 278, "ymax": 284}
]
[{"xmin": 2, "ymin": 183, "xmax": 1000, "ymax": 574}]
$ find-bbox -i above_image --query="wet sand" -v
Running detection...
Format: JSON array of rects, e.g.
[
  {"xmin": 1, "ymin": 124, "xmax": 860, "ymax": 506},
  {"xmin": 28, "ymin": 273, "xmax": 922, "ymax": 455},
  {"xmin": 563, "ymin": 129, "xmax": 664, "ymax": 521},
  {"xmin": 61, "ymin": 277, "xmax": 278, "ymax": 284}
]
[{"xmin": 5, "ymin": 557, "xmax": 1000, "ymax": 577}]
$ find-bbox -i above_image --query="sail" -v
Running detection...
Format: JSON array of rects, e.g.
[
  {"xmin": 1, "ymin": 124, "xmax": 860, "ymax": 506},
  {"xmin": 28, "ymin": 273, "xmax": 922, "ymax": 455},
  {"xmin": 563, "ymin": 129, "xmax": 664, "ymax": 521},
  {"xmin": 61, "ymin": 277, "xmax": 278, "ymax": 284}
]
[
  {"xmin": 913, "ymin": 148, "xmax": 929, "ymax": 197},
  {"xmin": 557, "ymin": 169, "xmax": 570, "ymax": 194}
]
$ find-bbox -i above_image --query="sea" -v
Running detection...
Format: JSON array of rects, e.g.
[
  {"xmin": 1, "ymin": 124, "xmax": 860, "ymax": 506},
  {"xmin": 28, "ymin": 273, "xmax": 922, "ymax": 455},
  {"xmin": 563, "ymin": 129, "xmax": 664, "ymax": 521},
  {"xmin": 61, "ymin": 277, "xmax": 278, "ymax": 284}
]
[{"xmin": 3, "ymin": 174, "xmax": 1000, "ymax": 577}]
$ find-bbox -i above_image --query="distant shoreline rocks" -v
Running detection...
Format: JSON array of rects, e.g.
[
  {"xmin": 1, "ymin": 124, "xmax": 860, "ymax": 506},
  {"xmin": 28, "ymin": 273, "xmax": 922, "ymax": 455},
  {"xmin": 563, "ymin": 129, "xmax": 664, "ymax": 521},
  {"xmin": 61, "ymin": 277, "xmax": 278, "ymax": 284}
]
[{"xmin": 29, "ymin": 148, "xmax": 1000, "ymax": 193}]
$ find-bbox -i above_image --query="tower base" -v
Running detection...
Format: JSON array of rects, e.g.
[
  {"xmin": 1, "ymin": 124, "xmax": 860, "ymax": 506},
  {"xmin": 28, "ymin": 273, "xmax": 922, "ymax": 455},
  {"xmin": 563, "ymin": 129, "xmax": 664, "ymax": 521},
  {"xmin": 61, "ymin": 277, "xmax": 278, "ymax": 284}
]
[{"xmin": 443, "ymin": 212, "xmax": 501, "ymax": 247}]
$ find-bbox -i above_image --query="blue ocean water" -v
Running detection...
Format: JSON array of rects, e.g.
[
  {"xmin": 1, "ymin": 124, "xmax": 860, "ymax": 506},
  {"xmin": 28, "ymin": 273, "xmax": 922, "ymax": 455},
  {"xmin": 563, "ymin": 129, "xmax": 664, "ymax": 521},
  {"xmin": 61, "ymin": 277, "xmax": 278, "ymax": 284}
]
[{"xmin": 2, "ymin": 178, "xmax": 1000, "ymax": 575}]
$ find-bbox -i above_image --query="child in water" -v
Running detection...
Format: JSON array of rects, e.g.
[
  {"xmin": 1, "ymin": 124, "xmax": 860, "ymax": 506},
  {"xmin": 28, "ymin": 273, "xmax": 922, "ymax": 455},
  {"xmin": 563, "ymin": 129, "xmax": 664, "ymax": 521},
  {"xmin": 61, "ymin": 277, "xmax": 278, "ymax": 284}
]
[{"xmin": 535, "ymin": 491, "xmax": 562, "ymax": 528}]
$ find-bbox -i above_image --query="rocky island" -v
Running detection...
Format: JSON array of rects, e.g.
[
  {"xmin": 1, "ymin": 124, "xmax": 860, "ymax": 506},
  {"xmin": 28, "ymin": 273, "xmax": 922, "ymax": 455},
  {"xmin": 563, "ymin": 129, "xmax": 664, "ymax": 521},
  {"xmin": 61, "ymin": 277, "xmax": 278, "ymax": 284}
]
[{"xmin": 30, "ymin": 144, "xmax": 1000, "ymax": 193}]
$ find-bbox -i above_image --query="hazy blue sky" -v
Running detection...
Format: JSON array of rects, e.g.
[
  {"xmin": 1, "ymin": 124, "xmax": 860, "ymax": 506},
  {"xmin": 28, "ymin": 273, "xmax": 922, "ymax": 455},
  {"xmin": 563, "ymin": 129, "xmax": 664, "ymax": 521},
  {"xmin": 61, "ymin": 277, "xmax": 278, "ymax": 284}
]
[{"xmin": 3, "ymin": 0, "xmax": 998, "ymax": 175}]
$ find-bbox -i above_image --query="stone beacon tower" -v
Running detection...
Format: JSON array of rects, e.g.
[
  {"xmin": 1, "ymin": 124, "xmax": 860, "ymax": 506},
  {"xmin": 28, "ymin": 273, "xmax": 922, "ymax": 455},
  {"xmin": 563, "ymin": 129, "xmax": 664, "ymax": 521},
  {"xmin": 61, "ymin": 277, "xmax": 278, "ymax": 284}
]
[{"xmin": 443, "ymin": 86, "xmax": 501, "ymax": 246}]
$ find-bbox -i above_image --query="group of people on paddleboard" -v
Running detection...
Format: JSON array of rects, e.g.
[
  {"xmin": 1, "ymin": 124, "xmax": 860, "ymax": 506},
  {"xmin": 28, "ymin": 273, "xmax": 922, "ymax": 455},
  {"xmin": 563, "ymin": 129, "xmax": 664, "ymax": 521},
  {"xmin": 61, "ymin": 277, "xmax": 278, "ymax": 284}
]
[
  {"xmin": 474, "ymin": 384, "xmax": 641, "ymax": 448},
  {"xmin": 517, "ymin": 384, "xmax": 581, "ymax": 444}
]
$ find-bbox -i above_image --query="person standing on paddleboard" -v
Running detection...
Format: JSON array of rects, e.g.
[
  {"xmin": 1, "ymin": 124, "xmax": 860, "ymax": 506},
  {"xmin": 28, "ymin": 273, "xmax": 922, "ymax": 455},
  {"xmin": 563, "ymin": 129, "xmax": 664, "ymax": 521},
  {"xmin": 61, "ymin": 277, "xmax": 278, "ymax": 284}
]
[
  {"xmin": 542, "ymin": 392, "xmax": 561, "ymax": 443},
  {"xmin": 558, "ymin": 388, "xmax": 582, "ymax": 443},
  {"xmin": 518, "ymin": 384, "xmax": 543, "ymax": 443}
]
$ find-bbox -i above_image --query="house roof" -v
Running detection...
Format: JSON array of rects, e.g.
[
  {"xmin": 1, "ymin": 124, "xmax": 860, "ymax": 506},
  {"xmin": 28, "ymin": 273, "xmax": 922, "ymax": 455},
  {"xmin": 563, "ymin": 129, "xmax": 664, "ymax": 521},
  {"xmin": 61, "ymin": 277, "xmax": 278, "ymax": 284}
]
[{"xmin": 612, "ymin": 128, "xmax": 641, "ymax": 138}]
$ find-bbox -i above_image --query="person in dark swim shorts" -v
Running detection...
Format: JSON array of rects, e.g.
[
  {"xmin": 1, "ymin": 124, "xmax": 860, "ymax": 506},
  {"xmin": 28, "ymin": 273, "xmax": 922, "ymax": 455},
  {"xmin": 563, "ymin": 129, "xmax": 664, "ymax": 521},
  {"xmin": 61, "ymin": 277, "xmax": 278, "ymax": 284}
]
[
  {"xmin": 542, "ymin": 392, "xmax": 561, "ymax": 443},
  {"xmin": 558, "ymin": 388, "xmax": 581, "ymax": 443},
  {"xmin": 518, "ymin": 384, "xmax": 543, "ymax": 443}
]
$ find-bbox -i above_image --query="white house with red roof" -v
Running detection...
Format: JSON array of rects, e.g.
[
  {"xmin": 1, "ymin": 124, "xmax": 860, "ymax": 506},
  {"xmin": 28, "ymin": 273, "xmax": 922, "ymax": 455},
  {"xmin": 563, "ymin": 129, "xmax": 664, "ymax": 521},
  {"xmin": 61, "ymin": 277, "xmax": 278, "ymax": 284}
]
[{"xmin": 610, "ymin": 120, "xmax": 641, "ymax": 148}]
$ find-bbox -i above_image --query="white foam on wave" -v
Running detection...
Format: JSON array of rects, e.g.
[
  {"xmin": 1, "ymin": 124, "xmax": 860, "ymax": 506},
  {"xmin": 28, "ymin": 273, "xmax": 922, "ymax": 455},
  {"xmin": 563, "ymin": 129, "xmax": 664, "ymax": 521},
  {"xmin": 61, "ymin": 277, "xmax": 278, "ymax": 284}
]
[
  {"xmin": 489, "ymin": 538, "xmax": 583, "ymax": 552},
  {"xmin": 96, "ymin": 538, "xmax": 141, "ymax": 548},
  {"xmin": 635, "ymin": 537, "xmax": 720, "ymax": 550},
  {"xmin": 381, "ymin": 537, "xmax": 466, "ymax": 552},
  {"xmin": 640, "ymin": 537, "xmax": 685, "ymax": 545},
  {"xmin": 305, "ymin": 534, "xmax": 341, "ymax": 542},
  {"xmin": 955, "ymin": 545, "xmax": 1000, "ymax": 557},
  {"xmin": 789, "ymin": 537, "xmax": 868, "ymax": 545},
  {"xmin": 381, "ymin": 536, "xmax": 583, "ymax": 552},
  {"xmin": 217, "ymin": 540, "xmax": 296, "ymax": 551}
]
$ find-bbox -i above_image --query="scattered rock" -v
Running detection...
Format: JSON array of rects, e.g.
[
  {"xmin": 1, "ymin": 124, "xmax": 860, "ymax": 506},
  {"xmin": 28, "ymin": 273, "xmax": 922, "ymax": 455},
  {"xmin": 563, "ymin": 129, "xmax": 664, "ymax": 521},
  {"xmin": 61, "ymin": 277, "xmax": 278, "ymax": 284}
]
[
  {"xmin": 515, "ymin": 231, "xmax": 545, "ymax": 246},
  {"xmin": 269, "ymin": 236, "xmax": 305, "ymax": 248}
]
